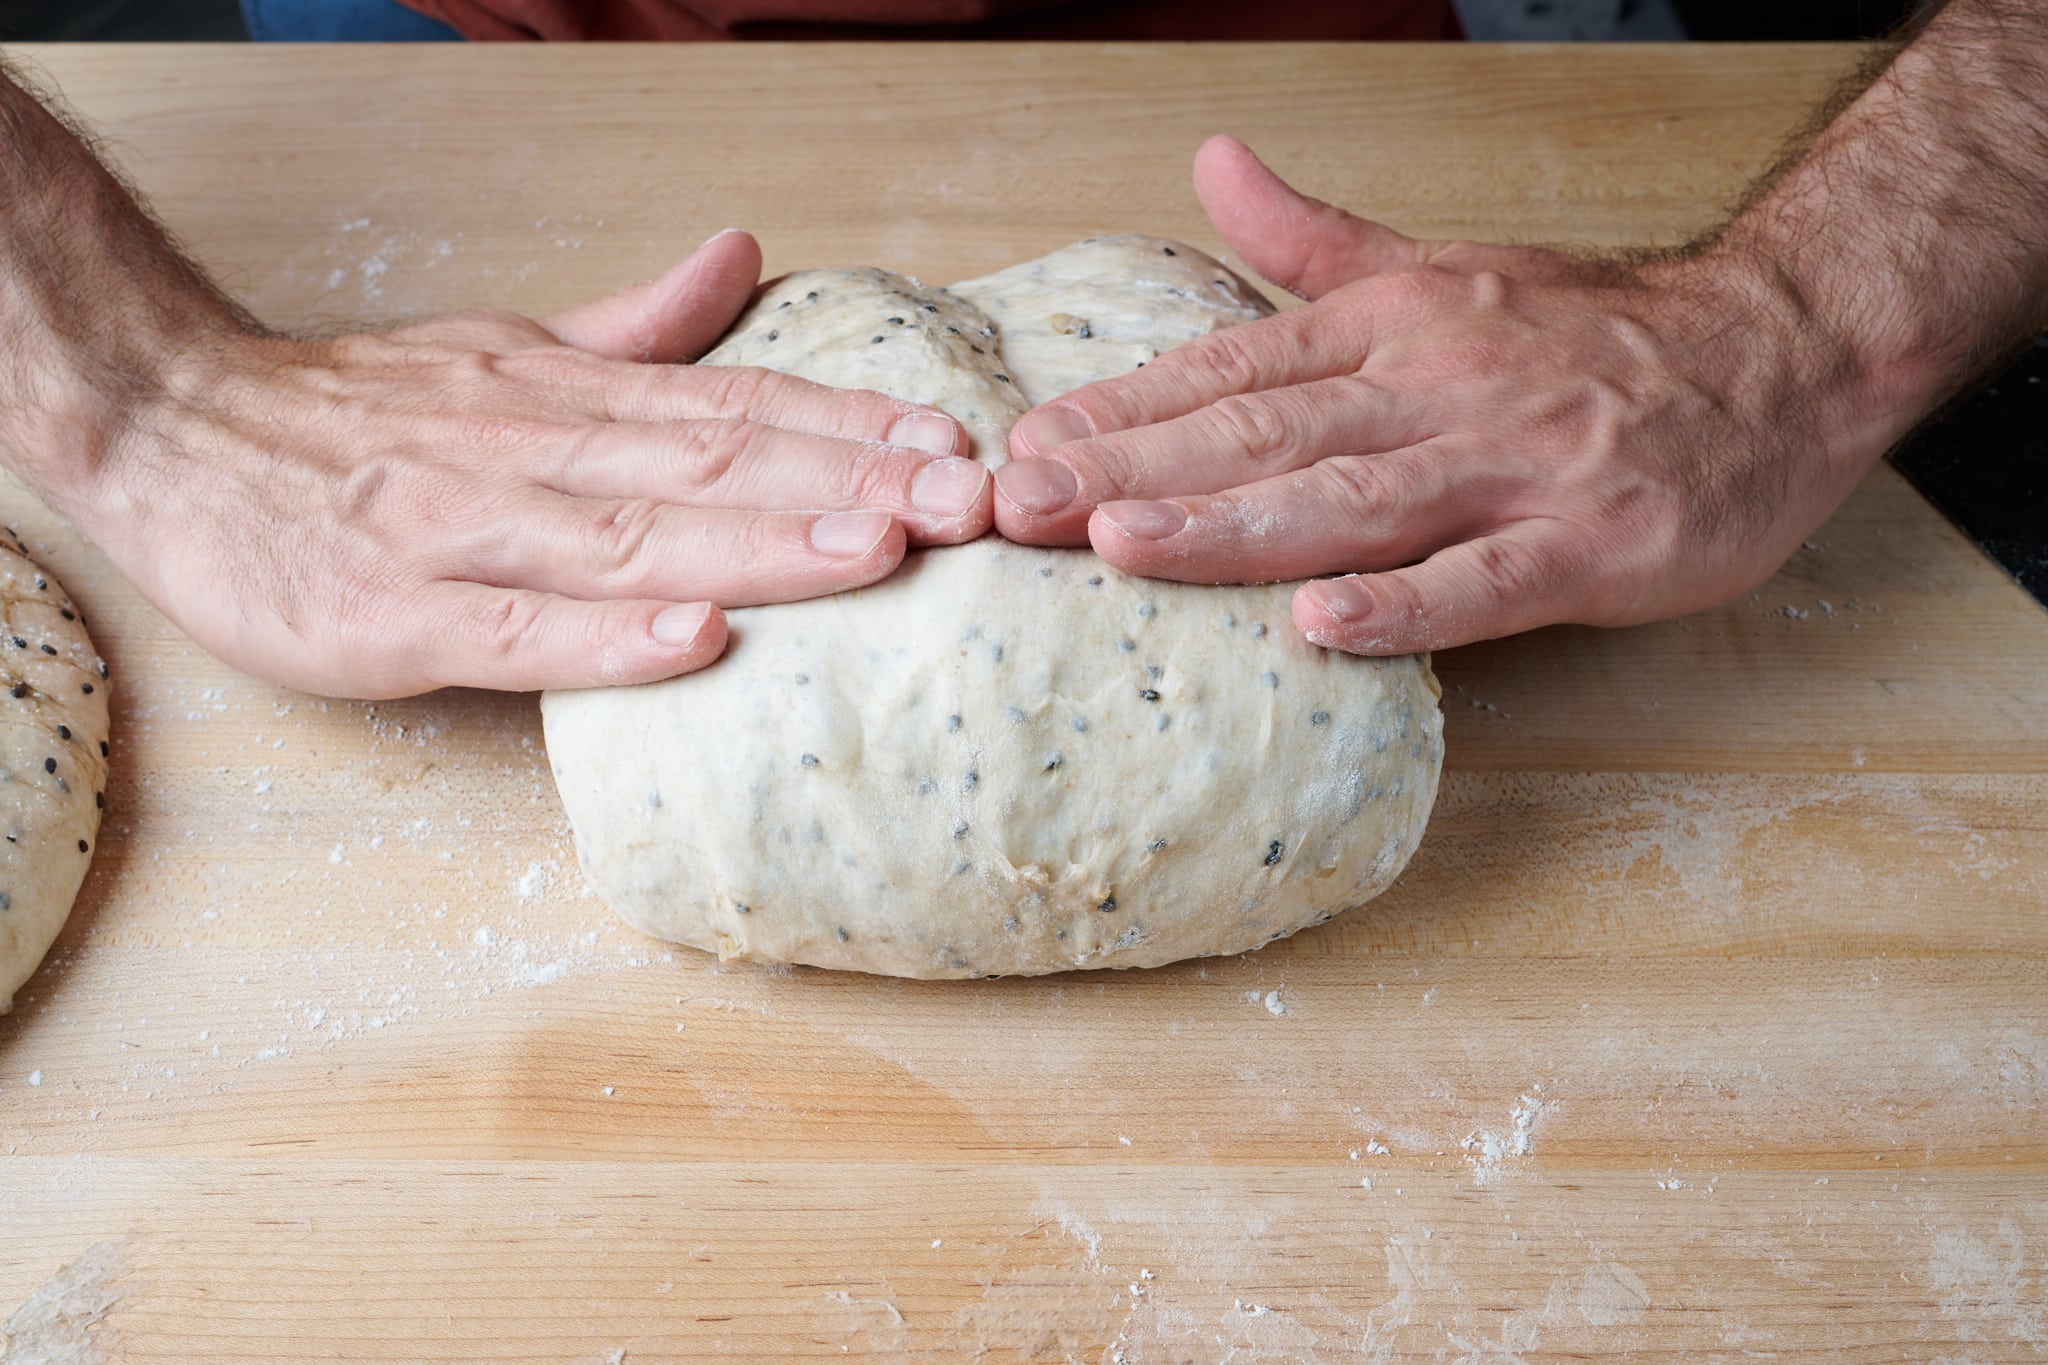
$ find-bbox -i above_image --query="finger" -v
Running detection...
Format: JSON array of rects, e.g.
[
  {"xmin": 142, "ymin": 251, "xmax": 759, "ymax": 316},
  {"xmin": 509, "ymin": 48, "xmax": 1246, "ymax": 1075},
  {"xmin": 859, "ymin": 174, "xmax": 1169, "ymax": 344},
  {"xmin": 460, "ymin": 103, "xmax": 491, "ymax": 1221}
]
[
  {"xmin": 587, "ymin": 361, "xmax": 969, "ymax": 461},
  {"xmin": 1082, "ymin": 444, "xmax": 1491, "ymax": 585},
  {"xmin": 544, "ymin": 229, "xmax": 764, "ymax": 363},
  {"xmin": 481, "ymin": 498, "xmax": 909, "ymax": 608},
  {"xmin": 1006, "ymin": 303, "xmax": 1368, "ymax": 469},
  {"xmin": 993, "ymin": 374, "xmax": 1425, "ymax": 546},
  {"xmin": 1192, "ymin": 134, "xmax": 1444, "ymax": 301},
  {"xmin": 1291, "ymin": 529, "xmax": 1580, "ymax": 655},
  {"xmin": 418, "ymin": 587, "xmax": 730, "ymax": 693},
  {"xmin": 552, "ymin": 421, "xmax": 992, "ymax": 545}
]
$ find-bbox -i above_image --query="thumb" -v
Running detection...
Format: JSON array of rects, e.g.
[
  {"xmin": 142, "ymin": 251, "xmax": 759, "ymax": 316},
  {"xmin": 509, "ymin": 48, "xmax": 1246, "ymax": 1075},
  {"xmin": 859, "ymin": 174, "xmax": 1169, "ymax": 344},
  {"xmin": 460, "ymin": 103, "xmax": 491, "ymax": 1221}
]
[
  {"xmin": 1193, "ymin": 134, "xmax": 1435, "ymax": 301},
  {"xmin": 544, "ymin": 228, "xmax": 763, "ymax": 363}
]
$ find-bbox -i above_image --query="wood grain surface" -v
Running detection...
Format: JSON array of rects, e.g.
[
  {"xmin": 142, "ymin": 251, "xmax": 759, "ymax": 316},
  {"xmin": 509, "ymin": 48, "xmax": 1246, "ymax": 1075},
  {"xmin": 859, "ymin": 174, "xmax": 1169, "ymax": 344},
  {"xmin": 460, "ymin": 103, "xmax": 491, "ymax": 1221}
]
[{"xmin": 2, "ymin": 41, "xmax": 2045, "ymax": 1364}]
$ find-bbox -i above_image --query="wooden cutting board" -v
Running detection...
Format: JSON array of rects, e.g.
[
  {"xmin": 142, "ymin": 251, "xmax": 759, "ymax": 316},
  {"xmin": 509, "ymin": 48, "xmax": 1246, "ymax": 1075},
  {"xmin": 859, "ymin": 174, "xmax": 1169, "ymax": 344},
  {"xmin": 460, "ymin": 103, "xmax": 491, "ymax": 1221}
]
[{"xmin": 2, "ymin": 41, "xmax": 2045, "ymax": 1363}]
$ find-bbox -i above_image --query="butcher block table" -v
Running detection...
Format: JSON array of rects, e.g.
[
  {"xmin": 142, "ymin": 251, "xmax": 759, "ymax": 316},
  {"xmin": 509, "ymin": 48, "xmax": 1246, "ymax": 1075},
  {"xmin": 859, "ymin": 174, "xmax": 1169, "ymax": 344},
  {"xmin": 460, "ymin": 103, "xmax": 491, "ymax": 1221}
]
[{"xmin": 3, "ymin": 40, "xmax": 2046, "ymax": 1363}]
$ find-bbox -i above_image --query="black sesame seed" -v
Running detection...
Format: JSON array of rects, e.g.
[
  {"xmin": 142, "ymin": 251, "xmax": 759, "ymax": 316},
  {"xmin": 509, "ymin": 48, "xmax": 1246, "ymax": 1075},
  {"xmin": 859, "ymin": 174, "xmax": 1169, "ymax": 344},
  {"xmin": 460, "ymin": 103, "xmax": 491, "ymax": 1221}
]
[
  {"xmin": 1003, "ymin": 916, "xmax": 1021, "ymax": 933},
  {"xmin": 1146, "ymin": 664, "xmax": 1163, "ymax": 679},
  {"xmin": 800, "ymin": 753, "xmax": 820, "ymax": 767},
  {"xmin": 38, "ymin": 645, "xmax": 54, "ymax": 656},
  {"xmin": 888, "ymin": 316, "xmax": 905, "ymax": 325},
  {"xmin": 946, "ymin": 714, "xmax": 962, "ymax": 733},
  {"xmin": 59, "ymin": 608, "xmax": 73, "ymax": 621},
  {"xmin": 921, "ymin": 302, "xmax": 938, "ymax": 312},
  {"xmin": 1311, "ymin": 711, "xmax": 1330, "ymax": 726},
  {"xmin": 917, "ymin": 777, "xmax": 937, "ymax": 795},
  {"xmin": 1042, "ymin": 752, "xmax": 1063, "ymax": 771},
  {"xmin": 1087, "ymin": 576, "xmax": 1103, "ymax": 587},
  {"xmin": 42, "ymin": 757, "xmax": 54, "ymax": 774},
  {"xmin": 805, "ymin": 290, "xmax": 819, "ymax": 302},
  {"xmin": 1036, "ymin": 566, "xmax": 1053, "ymax": 578},
  {"xmin": 870, "ymin": 335, "xmax": 885, "ymax": 344},
  {"xmin": 963, "ymin": 771, "xmax": 979, "ymax": 791},
  {"xmin": 1264, "ymin": 839, "xmax": 1285, "ymax": 866},
  {"xmin": 1097, "ymin": 896, "xmax": 1117, "ymax": 912},
  {"xmin": 33, "ymin": 577, "xmax": 44, "ymax": 590},
  {"xmin": 55, "ymin": 725, "xmax": 68, "ymax": 740},
  {"xmin": 7, "ymin": 638, "xmax": 19, "ymax": 649},
  {"xmin": 953, "ymin": 822, "xmax": 970, "ymax": 840},
  {"xmin": 945, "ymin": 325, "xmax": 960, "ymax": 335},
  {"xmin": 95, "ymin": 791, "xmax": 103, "ymax": 809},
  {"xmin": 735, "ymin": 902, "xmax": 750, "ymax": 914},
  {"xmin": 98, "ymin": 740, "xmax": 108, "ymax": 757},
  {"xmin": 1156, "ymin": 714, "xmax": 1171, "ymax": 732},
  {"xmin": 1262, "ymin": 671, "xmax": 1280, "ymax": 689},
  {"xmin": 0, "ymin": 892, "xmax": 7, "ymax": 910},
  {"xmin": 8, "ymin": 685, "xmax": 24, "ymax": 699},
  {"xmin": 1118, "ymin": 638, "xmax": 1135, "ymax": 652},
  {"xmin": 1139, "ymin": 688, "xmax": 1160, "ymax": 702},
  {"xmin": 1137, "ymin": 603, "xmax": 1156, "ymax": 617},
  {"xmin": 989, "ymin": 644, "xmax": 1004, "ymax": 663},
  {"xmin": 836, "ymin": 926, "xmax": 850, "ymax": 942},
  {"xmin": 1147, "ymin": 838, "xmax": 1167, "ymax": 854},
  {"xmin": 1251, "ymin": 623, "xmax": 1268, "ymax": 639},
  {"xmin": 1071, "ymin": 717, "xmax": 1088, "ymax": 732},
  {"xmin": 777, "ymin": 299, "xmax": 792, "ymax": 309},
  {"xmin": 794, "ymin": 673, "xmax": 810, "ymax": 685},
  {"xmin": 1161, "ymin": 246, "xmax": 1177, "ymax": 256},
  {"xmin": 1006, "ymin": 705, "xmax": 1026, "ymax": 724},
  {"xmin": 953, "ymin": 858, "xmax": 972, "ymax": 876},
  {"xmin": 995, "ymin": 374, "xmax": 1012, "ymax": 384},
  {"xmin": 1056, "ymin": 930, "xmax": 1069, "ymax": 940},
  {"xmin": 969, "ymin": 344, "xmax": 984, "ymax": 355},
  {"xmin": 77, "ymin": 839, "xmax": 87, "ymax": 853},
  {"xmin": 81, "ymin": 684, "xmax": 91, "ymax": 694},
  {"xmin": 97, "ymin": 662, "xmax": 107, "ymax": 679},
  {"xmin": 766, "ymin": 329, "xmax": 779, "ymax": 342}
]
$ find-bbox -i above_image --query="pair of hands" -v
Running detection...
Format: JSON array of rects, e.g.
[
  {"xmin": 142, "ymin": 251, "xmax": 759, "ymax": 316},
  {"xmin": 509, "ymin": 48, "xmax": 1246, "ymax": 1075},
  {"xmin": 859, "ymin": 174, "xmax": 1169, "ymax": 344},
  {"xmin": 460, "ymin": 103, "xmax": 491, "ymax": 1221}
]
[{"xmin": 95, "ymin": 137, "xmax": 1879, "ymax": 699}]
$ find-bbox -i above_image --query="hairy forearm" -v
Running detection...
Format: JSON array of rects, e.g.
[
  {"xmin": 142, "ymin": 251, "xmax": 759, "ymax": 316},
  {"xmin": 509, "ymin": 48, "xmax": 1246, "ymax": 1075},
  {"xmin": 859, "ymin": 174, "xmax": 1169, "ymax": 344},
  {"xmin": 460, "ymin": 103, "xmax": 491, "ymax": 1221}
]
[
  {"xmin": 1707, "ymin": 1, "xmax": 2048, "ymax": 430},
  {"xmin": 0, "ymin": 56, "xmax": 256, "ymax": 505}
]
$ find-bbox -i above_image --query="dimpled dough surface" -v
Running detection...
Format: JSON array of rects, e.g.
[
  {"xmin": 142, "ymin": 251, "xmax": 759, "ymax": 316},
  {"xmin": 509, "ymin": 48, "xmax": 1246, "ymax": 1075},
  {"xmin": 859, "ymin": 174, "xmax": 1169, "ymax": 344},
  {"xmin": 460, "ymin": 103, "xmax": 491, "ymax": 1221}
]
[
  {"xmin": 0, "ymin": 538, "xmax": 109, "ymax": 1013},
  {"xmin": 541, "ymin": 237, "xmax": 1443, "ymax": 978}
]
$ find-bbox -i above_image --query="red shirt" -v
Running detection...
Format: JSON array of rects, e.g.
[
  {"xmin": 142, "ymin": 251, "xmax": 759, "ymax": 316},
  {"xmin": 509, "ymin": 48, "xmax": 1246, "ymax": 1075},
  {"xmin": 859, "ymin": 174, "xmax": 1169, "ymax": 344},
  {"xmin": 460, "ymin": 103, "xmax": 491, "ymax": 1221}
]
[{"xmin": 400, "ymin": 0, "xmax": 1457, "ymax": 41}]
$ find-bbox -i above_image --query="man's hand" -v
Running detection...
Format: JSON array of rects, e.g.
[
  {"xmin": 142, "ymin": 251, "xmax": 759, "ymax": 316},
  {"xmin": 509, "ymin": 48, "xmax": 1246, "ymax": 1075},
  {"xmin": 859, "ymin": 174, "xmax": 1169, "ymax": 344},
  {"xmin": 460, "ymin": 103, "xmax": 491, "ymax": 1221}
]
[
  {"xmin": 0, "ymin": 61, "xmax": 989, "ymax": 698},
  {"xmin": 999, "ymin": 0, "xmax": 2048, "ymax": 661},
  {"xmin": 84, "ymin": 230, "xmax": 988, "ymax": 697},
  {"xmin": 993, "ymin": 134, "xmax": 1906, "ymax": 655}
]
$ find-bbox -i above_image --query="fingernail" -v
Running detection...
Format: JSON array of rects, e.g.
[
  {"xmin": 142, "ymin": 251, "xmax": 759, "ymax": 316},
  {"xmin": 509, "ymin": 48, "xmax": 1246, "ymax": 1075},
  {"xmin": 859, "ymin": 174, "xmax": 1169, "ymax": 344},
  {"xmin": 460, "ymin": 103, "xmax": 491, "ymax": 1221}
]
[
  {"xmin": 1015, "ymin": 405, "xmax": 1093, "ymax": 453},
  {"xmin": 811, "ymin": 510, "xmax": 894, "ymax": 558},
  {"xmin": 1306, "ymin": 576, "xmax": 1374, "ymax": 621},
  {"xmin": 994, "ymin": 459, "xmax": 1078, "ymax": 517},
  {"xmin": 887, "ymin": 411, "xmax": 960, "ymax": 457},
  {"xmin": 650, "ymin": 602, "xmax": 713, "ymax": 647},
  {"xmin": 910, "ymin": 457, "xmax": 989, "ymax": 519},
  {"xmin": 1098, "ymin": 500, "xmax": 1188, "ymax": 541}
]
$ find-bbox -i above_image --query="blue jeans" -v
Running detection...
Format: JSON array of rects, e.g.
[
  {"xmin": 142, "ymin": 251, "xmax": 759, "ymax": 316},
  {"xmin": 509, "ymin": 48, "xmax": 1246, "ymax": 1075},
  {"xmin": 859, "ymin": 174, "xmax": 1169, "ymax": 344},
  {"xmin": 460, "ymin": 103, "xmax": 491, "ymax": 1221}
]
[{"xmin": 241, "ymin": 0, "xmax": 464, "ymax": 40}]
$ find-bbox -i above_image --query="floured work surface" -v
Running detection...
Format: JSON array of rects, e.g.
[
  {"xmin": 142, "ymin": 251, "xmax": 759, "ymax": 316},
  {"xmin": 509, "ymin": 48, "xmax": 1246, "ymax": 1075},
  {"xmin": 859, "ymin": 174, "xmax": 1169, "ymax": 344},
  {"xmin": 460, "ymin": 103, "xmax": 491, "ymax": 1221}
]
[{"xmin": 2, "ymin": 42, "xmax": 2046, "ymax": 1365}]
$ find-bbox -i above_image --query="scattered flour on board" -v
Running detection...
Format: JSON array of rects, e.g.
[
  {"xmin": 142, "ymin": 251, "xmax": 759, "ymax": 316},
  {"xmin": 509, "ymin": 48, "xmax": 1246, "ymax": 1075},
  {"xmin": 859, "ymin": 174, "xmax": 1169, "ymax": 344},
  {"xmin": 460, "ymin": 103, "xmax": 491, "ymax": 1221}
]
[
  {"xmin": 1461, "ymin": 1090, "xmax": 1547, "ymax": 1186},
  {"xmin": 2, "ymin": 1240, "xmax": 126, "ymax": 1365}
]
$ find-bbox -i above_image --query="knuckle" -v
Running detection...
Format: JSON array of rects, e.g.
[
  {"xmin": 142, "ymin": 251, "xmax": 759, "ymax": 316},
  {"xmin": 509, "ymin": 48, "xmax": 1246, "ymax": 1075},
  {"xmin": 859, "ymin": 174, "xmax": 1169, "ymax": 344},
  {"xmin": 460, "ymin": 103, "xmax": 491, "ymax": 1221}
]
[
  {"xmin": 1468, "ymin": 535, "xmax": 1558, "ymax": 605},
  {"xmin": 698, "ymin": 363, "xmax": 778, "ymax": 415},
  {"xmin": 1317, "ymin": 455, "xmax": 1403, "ymax": 517},
  {"xmin": 1178, "ymin": 327, "xmax": 1266, "ymax": 392},
  {"xmin": 672, "ymin": 417, "xmax": 756, "ymax": 492},
  {"xmin": 472, "ymin": 591, "xmax": 551, "ymax": 664},
  {"xmin": 1205, "ymin": 393, "xmax": 1295, "ymax": 463},
  {"xmin": 579, "ymin": 497, "xmax": 665, "ymax": 584}
]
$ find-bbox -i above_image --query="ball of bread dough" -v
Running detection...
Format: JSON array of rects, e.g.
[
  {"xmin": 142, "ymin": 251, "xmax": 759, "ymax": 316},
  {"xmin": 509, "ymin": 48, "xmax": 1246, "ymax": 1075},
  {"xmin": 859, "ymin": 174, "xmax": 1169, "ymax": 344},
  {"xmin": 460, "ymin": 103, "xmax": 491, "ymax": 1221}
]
[
  {"xmin": 542, "ymin": 237, "xmax": 1441, "ymax": 978},
  {"xmin": 0, "ymin": 537, "xmax": 110, "ymax": 1013}
]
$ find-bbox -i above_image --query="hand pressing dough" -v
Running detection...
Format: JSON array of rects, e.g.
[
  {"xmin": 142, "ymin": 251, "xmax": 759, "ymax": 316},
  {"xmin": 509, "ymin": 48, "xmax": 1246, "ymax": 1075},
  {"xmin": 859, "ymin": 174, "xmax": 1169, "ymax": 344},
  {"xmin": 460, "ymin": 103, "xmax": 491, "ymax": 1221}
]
[
  {"xmin": 542, "ymin": 237, "xmax": 1442, "ymax": 979},
  {"xmin": 0, "ymin": 538, "xmax": 109, "ymax": 1014}
]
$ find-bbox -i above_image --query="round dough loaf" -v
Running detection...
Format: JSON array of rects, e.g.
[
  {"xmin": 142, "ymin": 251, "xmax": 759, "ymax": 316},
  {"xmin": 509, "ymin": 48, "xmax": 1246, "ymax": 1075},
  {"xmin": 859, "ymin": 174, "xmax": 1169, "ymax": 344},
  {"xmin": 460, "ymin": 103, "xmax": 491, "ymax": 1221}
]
[
  {"xmin": 0, "ymin": 536, "xmax": 109, "ymax": 1013},
  {"xmin": 542, "ymin": 237, "xmax": 1442, "ymax": 978}
]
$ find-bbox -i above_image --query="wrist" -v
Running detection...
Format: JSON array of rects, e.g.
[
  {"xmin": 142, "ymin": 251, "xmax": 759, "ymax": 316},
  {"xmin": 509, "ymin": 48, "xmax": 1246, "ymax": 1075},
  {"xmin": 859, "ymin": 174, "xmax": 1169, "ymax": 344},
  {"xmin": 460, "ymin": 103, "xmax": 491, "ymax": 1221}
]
[{"xmin": 1648, "ymin": 242, "xmax": 1935, "ymax": 482}]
